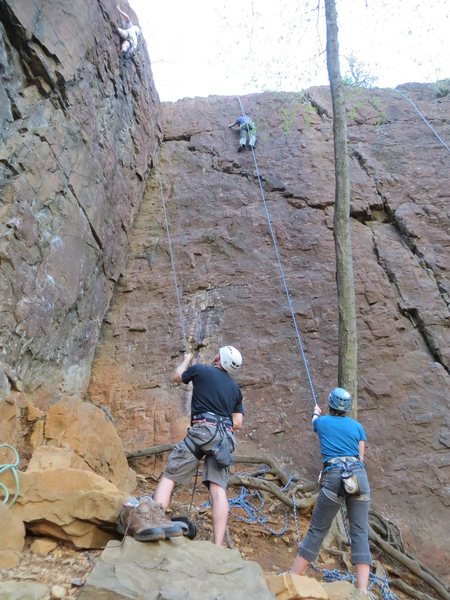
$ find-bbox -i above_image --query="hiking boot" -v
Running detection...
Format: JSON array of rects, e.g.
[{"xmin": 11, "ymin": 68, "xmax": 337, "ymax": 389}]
[
  {"xmin": 117, "ymin": 497, "xmax": 164, "ymax": 541},
  {"xmin": 238, "ymin": 144, "xmax": 245, "ymax": 152},
  {"xmin": 134, "ymin": 496, "xmax": 188, "ymax": 540},
  {"xmin": 117, "ymin": 496, "xmax": 170, "ymax": 542}
]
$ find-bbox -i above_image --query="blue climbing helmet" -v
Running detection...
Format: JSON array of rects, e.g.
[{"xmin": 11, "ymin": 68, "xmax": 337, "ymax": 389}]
[{"xmin": 328, "ymin": 387, "xmax": 352, "ymax": 412}]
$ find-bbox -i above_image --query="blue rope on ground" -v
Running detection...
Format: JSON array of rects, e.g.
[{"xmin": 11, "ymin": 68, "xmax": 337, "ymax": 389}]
[
  {"xmin": 311, "ymin": 564, "xmax": 397, "ymax": 600},
  {"xmin": 0, "ymin": 444, "xmax": 20, "ymax": 506},
  {"xmin": 228, "ymin": 486, "xmax": 290, "ymax": 536}
]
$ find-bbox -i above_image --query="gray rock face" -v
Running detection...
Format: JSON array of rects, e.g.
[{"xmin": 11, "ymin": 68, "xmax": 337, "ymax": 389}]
[
  {"xmin": 0, "ymin": 0, "xmax": 161, "ymax": 401},
  {"xmin": 88, "ymin": 87, "xmax": 450, "ymax": 578},
  {"xmin": 79, "ymin": 537, "xmax": 274, "ymax": 600}
]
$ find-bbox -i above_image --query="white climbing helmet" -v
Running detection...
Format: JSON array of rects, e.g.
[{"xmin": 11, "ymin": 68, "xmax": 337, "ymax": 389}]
[{"xmin": 219, "ymin": 345, "xmax": 242, "ymax": 374}]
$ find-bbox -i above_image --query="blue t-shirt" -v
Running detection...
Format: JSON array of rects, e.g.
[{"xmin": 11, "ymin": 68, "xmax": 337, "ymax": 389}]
[
  {"xmin": 182, "ymin": 364, "xmax": 244, "ymax": 419},
  {"xmin": 313, "ymin": 415, "xmax": 366, "ymax": 463}
]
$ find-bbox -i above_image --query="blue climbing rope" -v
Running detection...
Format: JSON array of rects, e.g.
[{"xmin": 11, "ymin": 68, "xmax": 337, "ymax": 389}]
[
  {"xmin": 236, "ymin": 96, "xmax": 318, "ymax": 406},
  {"xmin": 0, "ymin": 444, "xmax": 20, "ymax": 506},
  {"xmin": 202, "ymin": 466, "xmax": 301, "ymax": 539},
  {"xmin": 311, "ymin": 564, "xmax": 397, "ymax": 600},
  {"xmin": 229, "ymin": 486, "xmax": 290, "ymax": 536}
]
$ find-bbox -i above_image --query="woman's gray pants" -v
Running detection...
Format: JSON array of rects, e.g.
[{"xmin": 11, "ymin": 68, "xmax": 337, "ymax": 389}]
[{"xmin": 299, "ymin": 467, "xmax": 372, "ymax": 565}]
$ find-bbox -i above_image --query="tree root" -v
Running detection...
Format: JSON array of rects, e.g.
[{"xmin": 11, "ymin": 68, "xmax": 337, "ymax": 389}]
[{"xmin": 368, "ymin": 525, "xmax": 450, "ymax": 600}]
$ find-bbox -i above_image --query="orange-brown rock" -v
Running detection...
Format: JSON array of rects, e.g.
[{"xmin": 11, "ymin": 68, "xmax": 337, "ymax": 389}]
[
  {"xmin": 265, "ymin": 573, "xmax": 329, "ymax": 600},
  {"xmin": 27, "ymin": 446, "xmax": 91, "ymax": 472},
  {"xmin": 11, "ymin": 467, "xmax": 126, "ymax": 548},
  {"xmin": 0, "ymin": 503, "xmax": 25, "ymax": 568},
  {"xmin": 42, "ymin": 397, "xmax": 136, "ymax": 492}
]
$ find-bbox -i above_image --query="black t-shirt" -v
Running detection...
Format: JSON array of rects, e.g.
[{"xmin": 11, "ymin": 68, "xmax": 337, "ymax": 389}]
[{"xmin": 182, "ymin": 364, "xmax": 244, "ymax": 419}]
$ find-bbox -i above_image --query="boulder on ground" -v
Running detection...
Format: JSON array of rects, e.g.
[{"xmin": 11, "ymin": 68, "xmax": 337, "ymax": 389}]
[
  {"xmin": 265, "ymin": 572, "xmax": 328, "ymax": 599},
  {"xmin": 79, "ymin": 536, "xmax": 274, "ymax": 600},
  {"xmin": 11, "ymin": 467, "xmax": 126, "ymax": 548},
  {"xmin": 42, "ymin": 397, "xmax": 136, "ymax": 492},
  {"xmin": 0, "ymin": 503, "xmax": 25, "ymax": 568}
]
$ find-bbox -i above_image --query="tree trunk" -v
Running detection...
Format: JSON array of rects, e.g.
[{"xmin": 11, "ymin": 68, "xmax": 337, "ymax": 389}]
[{"xmin": 324, "ymin": 0, "xmax": 358, "ymax": 415}]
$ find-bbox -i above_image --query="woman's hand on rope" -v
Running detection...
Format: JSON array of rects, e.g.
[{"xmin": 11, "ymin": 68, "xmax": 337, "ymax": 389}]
[{"xmin": 312, "ymin": 404, "xmax": 321, "ymax": 421}]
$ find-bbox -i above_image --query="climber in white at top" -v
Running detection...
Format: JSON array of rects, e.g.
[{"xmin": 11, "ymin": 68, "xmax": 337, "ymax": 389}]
[{"xmin": 116, "ymin": 5, "xmax": 141, "ymax": 59}]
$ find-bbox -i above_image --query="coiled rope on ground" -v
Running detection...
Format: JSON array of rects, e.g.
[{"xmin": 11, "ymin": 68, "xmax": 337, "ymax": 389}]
[{"xmin": 0, "ymin": 444, "xmax": 20, "ymax": 506}]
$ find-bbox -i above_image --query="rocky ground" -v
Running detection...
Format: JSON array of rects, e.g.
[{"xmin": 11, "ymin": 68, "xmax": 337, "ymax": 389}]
[
  {"xmin": 1, "ymin": 470, "xmax": 427, "ymax": 600},
  {"xmin": 1, "ymin": 482, "xmax": 305, "ymax": 598}
]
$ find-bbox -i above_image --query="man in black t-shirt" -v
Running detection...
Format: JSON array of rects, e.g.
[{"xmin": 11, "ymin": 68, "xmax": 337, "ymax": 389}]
[{"xmin": 153, "ymin": 346, "xmax": 244, "ymax": 545}]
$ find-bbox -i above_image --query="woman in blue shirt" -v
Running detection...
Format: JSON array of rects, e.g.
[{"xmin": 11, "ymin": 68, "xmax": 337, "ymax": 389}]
[{"xmin": 291, "ymin": 387, "xmax": 372, "ymax": 594}]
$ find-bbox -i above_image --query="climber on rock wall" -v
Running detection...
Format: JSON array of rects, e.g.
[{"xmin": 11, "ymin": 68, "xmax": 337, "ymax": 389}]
[
  {"xmin": 116, "ymin": 5, "xmax": 141, "ymax": 59},
  {"xmin": 153, "ymin": 346, "xmax": 244, "ymax": 546},
  {"xmin": 228, "ymin": 115, "xmax": 257, "ymax": 152}
]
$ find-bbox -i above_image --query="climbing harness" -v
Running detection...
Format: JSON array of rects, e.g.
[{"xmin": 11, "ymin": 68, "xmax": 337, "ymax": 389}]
[
  {"xmin": 237, "ymin": 96, "xmax": 318, "ymax": 407},
  {"xmin": 396, "ymin": 88, "xmax": 450, "ymax": 153},
  {"xmin": 185, "ymin": 414, "xmax": 234, "ymax": 469},
  {"xmin": 0, "ymin": 444, "xmax": 20, "ymax": 506}
]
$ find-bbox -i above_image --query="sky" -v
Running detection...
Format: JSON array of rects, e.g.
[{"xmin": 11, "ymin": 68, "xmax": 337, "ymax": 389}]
[{"xmin": 127, "ymin": 0, "xmax": 449, "ymax": 102}]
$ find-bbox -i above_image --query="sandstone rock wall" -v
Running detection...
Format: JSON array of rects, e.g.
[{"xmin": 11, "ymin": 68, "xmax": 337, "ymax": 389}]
[
  {"xmin": 0, "ymin": 0, "xmax": 161, "ymax": 403},
  {"xmin": 89, "ymin": 87, "xmax": 450, "ymax": 577}
]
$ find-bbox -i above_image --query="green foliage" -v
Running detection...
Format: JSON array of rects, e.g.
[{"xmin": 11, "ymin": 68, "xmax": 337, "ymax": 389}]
[
  {"xmin": 279, "ymin": 107, "xmax": 296, "ymax": 134},
  {"xmin": 276, "ymin": 90, "xmax": 316, "ymax": 133},
  {"xmin": 344, "ymin": 87, "xmax": 386, "ymax": 130},
  {"xmin": 433, "ymin": 78, "xmax": 450, "ymax": 98},
  {"xmin": 342, "ymin": 53, "xmax": 377, "ymax": 89}
]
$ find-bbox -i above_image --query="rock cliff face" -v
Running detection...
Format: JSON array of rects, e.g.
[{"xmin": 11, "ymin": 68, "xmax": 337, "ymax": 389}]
[
  {"xmin": 89, "ymin": 88, "xmax": 450, "ymax": 577},
  {"xmin": 0, "ymin": 0, "xmax": 160, "ymax": 402},
  {"xmin": 1, "ymin": 0, "xmax": 449, "ymax": 584}
]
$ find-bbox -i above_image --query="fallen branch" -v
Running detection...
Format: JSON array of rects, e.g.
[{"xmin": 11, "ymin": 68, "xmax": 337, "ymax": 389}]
[{"xmin": 233, "ymin": 455, "xmax": 316, "ymax": 492}]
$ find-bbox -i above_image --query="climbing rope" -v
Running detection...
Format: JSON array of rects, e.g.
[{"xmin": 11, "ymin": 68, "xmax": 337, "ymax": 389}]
[
  {"xmin": 396, "ymin": 88, "xmax": 450, "ymax": 153},
  {"xmin": 229, "ymin": 485, "xmax": 290, "ymax": 536},
  {"xmin": 0, "ymin": 444, "xmax": 20, "ymax": 506},
  {"xmin": 202, "ymin": 466, "xmax": 301, "ymax": 539},
  {"xmin": 237, "ymin": 96, "xmax": 318, "ymax": 406},
  {"xmin": 158, "ymin": 170, "xmax": 189, "ymax": 351}
]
